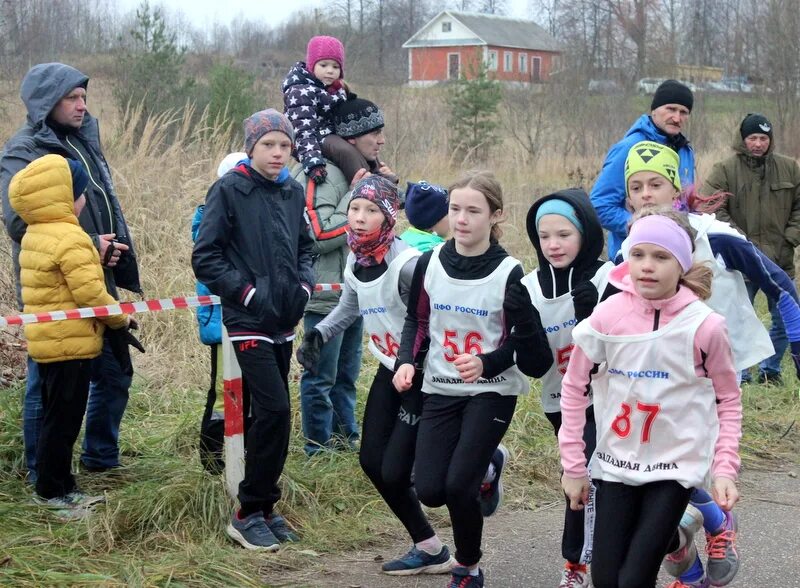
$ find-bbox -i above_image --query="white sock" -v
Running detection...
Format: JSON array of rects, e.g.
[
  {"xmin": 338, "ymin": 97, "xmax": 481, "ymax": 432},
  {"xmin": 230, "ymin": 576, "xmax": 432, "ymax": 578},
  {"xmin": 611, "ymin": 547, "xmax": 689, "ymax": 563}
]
[
  {"xmin": 416, "ymin": 535, "xmax": 443, "ymax": 555},
  {"xmin": 482, "ymin": 463, "xmax": 496, "ymax": 484}
]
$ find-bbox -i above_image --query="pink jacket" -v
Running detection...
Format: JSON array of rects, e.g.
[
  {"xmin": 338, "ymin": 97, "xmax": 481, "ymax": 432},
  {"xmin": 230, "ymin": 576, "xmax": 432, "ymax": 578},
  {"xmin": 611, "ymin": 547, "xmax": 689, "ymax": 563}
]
[{"xmin": 558, "ymin": 262, "xmax": 742, "ymax": 482}]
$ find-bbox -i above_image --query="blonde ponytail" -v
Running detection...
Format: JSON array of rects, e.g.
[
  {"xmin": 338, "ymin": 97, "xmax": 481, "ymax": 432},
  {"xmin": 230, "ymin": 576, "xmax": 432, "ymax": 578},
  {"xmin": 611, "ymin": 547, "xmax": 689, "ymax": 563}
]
[{"xmin": 680, "ymin": 264, "xmax": 713, "ymax": 300}]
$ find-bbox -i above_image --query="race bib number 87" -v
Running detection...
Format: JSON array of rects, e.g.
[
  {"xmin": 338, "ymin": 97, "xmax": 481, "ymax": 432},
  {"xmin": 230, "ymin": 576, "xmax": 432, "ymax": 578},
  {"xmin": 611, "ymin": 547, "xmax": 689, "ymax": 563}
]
[{"xmin": 611, "ymin": 400, "xmax": 661, "ymax": 443}]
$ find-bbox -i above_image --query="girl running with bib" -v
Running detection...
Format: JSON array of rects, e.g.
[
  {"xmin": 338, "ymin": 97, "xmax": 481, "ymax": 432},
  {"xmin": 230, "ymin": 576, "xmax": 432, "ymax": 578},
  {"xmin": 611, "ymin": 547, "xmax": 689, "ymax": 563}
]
[
  {"xmin": 620, "ymin": 141, "xmax": 800, "ymax": 587},
  {"xmin": 522, "ymin": 189, "xmax": 617, "ymax": 587},
  {"xmin": 295, "ymin": 175, "xmax": 455, "ymax": 576},
  {"xmin": 559, "ymin": 211, "xmax": 742, "ymax": 588},
  {"xmin": 393, "ymin": 171, "xmax": 553, "ymax": 588}
]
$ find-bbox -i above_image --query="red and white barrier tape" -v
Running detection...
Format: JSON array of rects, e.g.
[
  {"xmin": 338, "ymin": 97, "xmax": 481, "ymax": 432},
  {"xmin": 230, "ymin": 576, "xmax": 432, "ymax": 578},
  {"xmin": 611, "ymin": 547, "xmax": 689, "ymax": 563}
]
[{"xmin": 0, "ymin": 283, "xmax": 343, "ymax": 328}]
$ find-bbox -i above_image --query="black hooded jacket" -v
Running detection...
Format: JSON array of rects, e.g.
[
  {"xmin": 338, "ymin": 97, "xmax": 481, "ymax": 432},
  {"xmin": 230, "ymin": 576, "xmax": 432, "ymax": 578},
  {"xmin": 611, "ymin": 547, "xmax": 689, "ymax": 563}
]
[
  {"xmin": 526, "ymin": 188, "xmax": 617, "ymax": 299},
  {"xmin": 192, "ymin": 164, "xmax": 315, "ymax": 339}
]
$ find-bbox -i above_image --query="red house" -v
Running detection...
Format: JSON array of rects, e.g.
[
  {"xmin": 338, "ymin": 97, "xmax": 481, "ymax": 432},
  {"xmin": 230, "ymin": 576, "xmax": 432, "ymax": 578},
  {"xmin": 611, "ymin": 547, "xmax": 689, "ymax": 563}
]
[{"xmin": 402, "ymin": 11, "xmax": 561, "ymax": 86}]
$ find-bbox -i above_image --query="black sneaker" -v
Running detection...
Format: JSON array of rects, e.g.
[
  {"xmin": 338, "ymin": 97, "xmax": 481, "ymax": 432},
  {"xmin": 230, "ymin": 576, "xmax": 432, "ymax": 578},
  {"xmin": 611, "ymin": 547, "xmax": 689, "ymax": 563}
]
[
  {"xmin": 381, "ymin": 545, "xmax": 455, "ymax": 575},
  {"xmin": 80, "ymin": 462, "xmax": 122, "ymax": 473},
  {"xmin": 226, "ymin": 511, "xmax": 280, "ymax": 551},
  {"xmin": 447, "ymin": 566, "xmax": 484, "ymax": 587},
  {"xmin": 266, "ymin": 513, "xmax": 300, "ymax": 543},
  {"xmin": 479, "ymin": 443, "xmax": 509, "ymax": 517},
  {"xmin": 760, "ymin": 371, "xmax": 783, "ymax": 386}
]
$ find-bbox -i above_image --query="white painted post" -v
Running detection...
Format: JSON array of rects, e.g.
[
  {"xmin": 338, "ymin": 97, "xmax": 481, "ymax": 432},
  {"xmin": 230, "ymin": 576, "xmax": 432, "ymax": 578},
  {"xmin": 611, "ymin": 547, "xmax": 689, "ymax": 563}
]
[{"xmin": 222, "ymin": 325, "xmax": 245, "ymax": 499}]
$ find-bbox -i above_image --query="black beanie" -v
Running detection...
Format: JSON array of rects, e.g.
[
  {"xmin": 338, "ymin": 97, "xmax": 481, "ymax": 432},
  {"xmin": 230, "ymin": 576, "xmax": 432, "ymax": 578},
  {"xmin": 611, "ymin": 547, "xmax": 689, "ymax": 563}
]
[
  {"xmin": 333, "ymin": 96, "xmax": 384, "ymax": 138},
  {"xmin": 651, "ymin": 79, "xmax": 693, "ymax": 112},
  {"xmin": 740, "ymin": 113, "xmax": 773, "ymax": 141},
  {"xmin": 405, "ymin": 181, "xmax": 449, "ymax": 229}
]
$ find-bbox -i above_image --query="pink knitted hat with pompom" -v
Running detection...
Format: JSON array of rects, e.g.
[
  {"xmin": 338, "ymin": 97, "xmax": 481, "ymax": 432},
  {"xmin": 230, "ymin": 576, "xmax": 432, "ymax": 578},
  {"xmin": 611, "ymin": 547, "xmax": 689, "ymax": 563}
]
[{"xmin": 306, "ymin": 36, "xmax": 345, "ymax": 77}]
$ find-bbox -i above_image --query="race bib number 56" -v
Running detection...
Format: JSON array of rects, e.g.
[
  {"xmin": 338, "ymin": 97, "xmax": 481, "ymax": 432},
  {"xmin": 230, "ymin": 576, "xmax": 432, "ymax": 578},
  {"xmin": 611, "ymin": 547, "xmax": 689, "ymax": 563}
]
[
  {"xmin": 371, "ymin": 332, "xmax": 400, "ymax": 358},
  {"xmin": 443, "ymin": 330, "xmax": 484, "ymax": 361}
]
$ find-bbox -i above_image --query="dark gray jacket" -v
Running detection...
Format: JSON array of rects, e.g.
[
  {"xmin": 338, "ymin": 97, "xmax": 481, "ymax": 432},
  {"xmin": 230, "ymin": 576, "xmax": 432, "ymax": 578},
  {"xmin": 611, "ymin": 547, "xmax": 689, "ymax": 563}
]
[{"xmin": 1, "ymin": 63, "xmax": 141, "ymax": 308}]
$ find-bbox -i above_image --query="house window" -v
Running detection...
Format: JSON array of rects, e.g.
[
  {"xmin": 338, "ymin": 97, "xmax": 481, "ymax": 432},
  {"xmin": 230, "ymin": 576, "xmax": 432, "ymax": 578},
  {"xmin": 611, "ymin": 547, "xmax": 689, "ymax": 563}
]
[
  {"xmin": 487, "ymin": 50, "xmax": 498, "ymax": 71},
  {"xmin": 519, "ymin": 53, "xmax": 527, "ymax": 73},
  {"xmin": 504, "ymin": 51, "xmax": 513, "ymax": 72},
  {"xmin": 442, "ymin": 21, "xmax": 451, "ymax": 32}
]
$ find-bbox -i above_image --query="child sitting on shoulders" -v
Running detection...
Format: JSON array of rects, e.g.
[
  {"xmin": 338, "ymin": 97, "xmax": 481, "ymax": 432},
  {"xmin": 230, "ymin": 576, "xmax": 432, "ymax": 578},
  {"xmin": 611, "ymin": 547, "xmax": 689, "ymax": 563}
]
[{"xmin": 282, "ymin": 35, "xmax": 361, "ymax": 185}]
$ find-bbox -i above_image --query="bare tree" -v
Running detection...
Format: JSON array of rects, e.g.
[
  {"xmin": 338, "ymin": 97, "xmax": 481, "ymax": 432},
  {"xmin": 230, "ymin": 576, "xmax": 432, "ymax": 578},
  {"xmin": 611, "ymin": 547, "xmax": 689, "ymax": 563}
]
[
  {"xmin": 606, "ymin": 0, "xmax": 650, "ymax": 79},
  {"xmin": 765, "ymin": 0, "xmax": 800, "ymax": 152},
  {"xmin": 479, "ymin": 0, "xmax": 507, "ymax": 14}
]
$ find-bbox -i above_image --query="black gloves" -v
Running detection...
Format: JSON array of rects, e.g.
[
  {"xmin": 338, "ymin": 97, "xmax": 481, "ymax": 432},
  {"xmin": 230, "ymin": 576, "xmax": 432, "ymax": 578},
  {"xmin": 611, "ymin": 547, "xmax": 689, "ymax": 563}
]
[
  {"xmin": 791, "ymin": 341, "xmax": 800, "ymax": 381},
  {"xmin": 503, "ymin": 281, "xmax": 537, "ymax": 334},
  {"xmin": 308, "ymin": 165, "xmax": 327, "ymax": 185},
  {"xmin": 296, "ymin": 328, "xmax": 324, "ymax": 375},
  {"xmin": 108, "ymin": 318, "xmax": 146, "ymax": 377},
  {"xmin": 571, "ymin": 281, "xmax": 599, "ymax": 322}
]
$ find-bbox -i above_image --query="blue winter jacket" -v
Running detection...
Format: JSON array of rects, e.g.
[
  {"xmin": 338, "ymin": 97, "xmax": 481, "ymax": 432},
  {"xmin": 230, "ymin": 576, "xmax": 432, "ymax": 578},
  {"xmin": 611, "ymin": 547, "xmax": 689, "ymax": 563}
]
[
  {"xmin": 590, "ymin": 115, "xmax": 696, "ymax": 257},
  {"xmin": 192, "ymin": 205, "xmax": 222, "ymax": 345}
]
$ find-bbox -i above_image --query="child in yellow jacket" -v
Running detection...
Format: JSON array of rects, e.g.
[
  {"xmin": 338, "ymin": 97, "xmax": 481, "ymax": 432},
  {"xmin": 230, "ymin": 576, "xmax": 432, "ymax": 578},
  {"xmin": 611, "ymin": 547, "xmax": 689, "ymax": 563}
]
[{"xmin": 10, "ymin": 154, "xmax": 130, "ymax": 517}]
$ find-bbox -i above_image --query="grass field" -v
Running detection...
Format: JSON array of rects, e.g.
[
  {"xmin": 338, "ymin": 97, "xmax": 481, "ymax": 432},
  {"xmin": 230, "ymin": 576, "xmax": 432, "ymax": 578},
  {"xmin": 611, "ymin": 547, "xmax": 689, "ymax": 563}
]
[{"xmin": 0, "ymin": 356, "xmax": 797, "ymax": 586}]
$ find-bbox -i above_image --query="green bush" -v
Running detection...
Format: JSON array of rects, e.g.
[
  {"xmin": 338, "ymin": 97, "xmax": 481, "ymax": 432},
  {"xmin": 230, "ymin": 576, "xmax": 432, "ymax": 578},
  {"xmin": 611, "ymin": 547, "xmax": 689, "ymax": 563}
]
[
  {"xmin": 113, "ymin": 1, "xmax": 200, "ymax": 139},
  {"xmin": 447, "ymin": 59, "xmax": 502, "ymax": 163}
]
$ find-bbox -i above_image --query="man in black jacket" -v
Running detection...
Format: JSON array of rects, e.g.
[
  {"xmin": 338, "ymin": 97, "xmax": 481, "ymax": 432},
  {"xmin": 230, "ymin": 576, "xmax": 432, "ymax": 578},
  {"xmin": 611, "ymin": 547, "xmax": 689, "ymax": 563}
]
[
  {"xmin": 193, "ymin": 109, "xmax": 315, "ymax": 551},
  {"xmin": 1, "ymin": 63, "xmax": 142, "ymax": 479}
]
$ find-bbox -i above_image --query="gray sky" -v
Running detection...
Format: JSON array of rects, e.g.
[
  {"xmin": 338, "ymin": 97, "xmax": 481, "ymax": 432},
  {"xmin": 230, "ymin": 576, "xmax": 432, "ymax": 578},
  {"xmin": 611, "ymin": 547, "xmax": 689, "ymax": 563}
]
[{"xmin": 117, "ymin": 0, "xmax": 531, "ymax": 29}]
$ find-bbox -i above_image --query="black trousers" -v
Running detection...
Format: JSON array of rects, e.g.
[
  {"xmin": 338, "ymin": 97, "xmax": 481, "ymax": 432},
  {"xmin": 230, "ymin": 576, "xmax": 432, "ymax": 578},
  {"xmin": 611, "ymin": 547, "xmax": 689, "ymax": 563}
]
[
  {"xmin": 359, "ymin": 365, "xmax": 434, "ymax": 543},
  {"xmin": 35, "ymin": 359, "xmax": 91, "ymax": 499},
  {"xmin": 414, "ymin": 392, "xmax": 517, "ymax": 567},
  {"xmin": 591, "ymin": 479, "xmax": 690, "ymax": 588},
  {"xmin": 232, "ymin": 339, "xmax": 292, "ymax": 515},
  {"xmin": 546, "ymin": 406, "xmax": 597, "ymax": 564}
]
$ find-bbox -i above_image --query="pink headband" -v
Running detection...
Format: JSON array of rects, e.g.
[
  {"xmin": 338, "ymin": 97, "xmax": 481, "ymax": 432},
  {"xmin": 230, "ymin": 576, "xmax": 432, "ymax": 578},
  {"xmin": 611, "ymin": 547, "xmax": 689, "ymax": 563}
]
[{"xmin": 628, "ymin": 215, "xmax": 693, "ymax": 272}]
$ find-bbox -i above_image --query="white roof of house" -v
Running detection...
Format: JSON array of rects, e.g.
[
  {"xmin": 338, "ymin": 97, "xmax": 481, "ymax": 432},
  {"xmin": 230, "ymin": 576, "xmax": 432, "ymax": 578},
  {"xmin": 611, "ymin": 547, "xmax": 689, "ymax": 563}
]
[{"xmin": 402, "ymin": 10, "xmax": 561, "ymax": 52}]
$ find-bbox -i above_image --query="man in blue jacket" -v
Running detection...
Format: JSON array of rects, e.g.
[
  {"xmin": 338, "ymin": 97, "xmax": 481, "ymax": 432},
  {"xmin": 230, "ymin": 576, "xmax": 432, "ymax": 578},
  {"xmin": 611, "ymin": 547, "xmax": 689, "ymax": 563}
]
[{"xmin": 590, "ymin": 79, "xmax": 696, "ymax": 257}]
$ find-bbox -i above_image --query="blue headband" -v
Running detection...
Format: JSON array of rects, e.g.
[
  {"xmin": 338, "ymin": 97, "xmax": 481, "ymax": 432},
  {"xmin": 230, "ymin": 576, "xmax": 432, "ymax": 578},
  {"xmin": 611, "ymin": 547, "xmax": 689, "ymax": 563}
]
[{"xmin": 535, "ymin": 199, "xmax": 584, "ymax": 234}]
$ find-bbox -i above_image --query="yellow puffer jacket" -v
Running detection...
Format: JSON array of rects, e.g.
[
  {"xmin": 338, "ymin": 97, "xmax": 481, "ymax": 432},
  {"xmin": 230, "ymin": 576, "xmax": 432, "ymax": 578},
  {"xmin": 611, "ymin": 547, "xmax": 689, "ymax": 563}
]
[{"xmin": 9, "ymin": 154, "xmax": 128, "ymax": 363}]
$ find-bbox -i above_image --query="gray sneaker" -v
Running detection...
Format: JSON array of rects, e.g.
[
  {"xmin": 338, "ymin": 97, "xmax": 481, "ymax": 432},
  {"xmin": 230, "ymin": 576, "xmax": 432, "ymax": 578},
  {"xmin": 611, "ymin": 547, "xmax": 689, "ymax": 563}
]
[
  {"xmin": 65, "ymin": 491, "xmax": 106, "ymax": 509},
  {"xmin": 265, "ymin": 514, "xmax": 300, "ymax": 543},
  {"xmin": 226, "ymin": 511, "xmax": 280, "ymax": 551},
  {"xmin": 705, "ymin": 510, "xmax": 739, "ymax": 586},
  {"xmin": 33, "ymin": 494, "xmax": 93, "ymax": 521},
  {"xmin": 664, "ymin": 504, "xmax": 704, "ymax": 577},
  {"xmin": 381, "ymin": 545, "xmax": 455, "ymax": 575}
]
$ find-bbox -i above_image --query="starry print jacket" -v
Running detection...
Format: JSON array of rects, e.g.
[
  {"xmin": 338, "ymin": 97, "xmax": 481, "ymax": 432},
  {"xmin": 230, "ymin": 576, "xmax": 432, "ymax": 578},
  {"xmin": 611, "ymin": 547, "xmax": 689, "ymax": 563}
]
[{"xmin": 281, "ymin": 61, "xmax": 348, "ymax": 175}]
